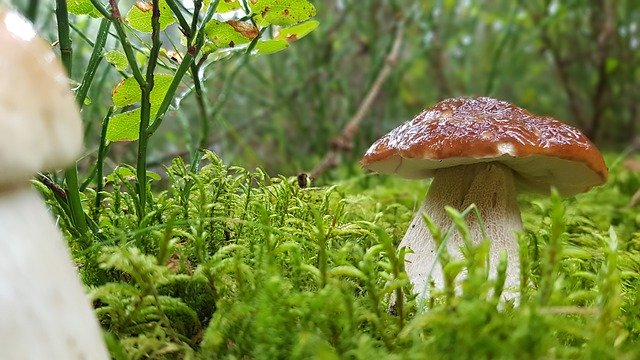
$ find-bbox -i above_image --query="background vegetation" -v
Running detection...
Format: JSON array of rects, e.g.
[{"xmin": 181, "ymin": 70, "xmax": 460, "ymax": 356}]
[
  {"xmin": 7, "ymin": 0, "xmax": 640, "ymax": 358},
  {"xmin": 18, "ymin": 0, "xmax": 640, "ymax": 177}
]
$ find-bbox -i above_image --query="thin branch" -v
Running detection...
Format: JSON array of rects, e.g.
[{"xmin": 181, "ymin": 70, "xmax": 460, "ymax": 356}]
[
  {"xmin": 95, "ymin": 108, "xmax": 113, "ymax": 219},
  {"xmin": 76, "ymin": 18, "xmax": 111, "ymax": 107},
  {"xmin": 307, "ymin": 25, "xmax": 404, "ymax": 180},
  {"xmin": 136, "ymin": 0, "xmax": 163, "ymax": 219},
  {"xmin": 55, "ymin": 0, "xmax": 72, "ymax": 72},
  {"xmin": 147, "ymin": 0, "xmax": 222, "ymax": 137},
  {"xmin": 164, "ymin": 0, "xmax": 192, "ymax": 38}
]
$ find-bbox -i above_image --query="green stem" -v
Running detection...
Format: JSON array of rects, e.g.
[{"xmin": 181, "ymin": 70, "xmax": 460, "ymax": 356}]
[
  {"xmin": 56, "ymin": 0, "xmax": 89, "ymax": 236},
  {"xmin": 76, "ymin": 18, "xmax": 111, "ymax": 106},
  {"xmin": 136, "ymin": 0, "xmax": 163, "ymax": 220},
  {"xmin": 26, "ymin": 0, "xmax": 39, "ymax": 21},
  {"xmin": 88, "ymin": 0, "xmax": 110, "ymax": 18},
  {"xmin": 190, "ymin": 0, "xmax": 203, "ymax": 41},
  {"xmin": 190, "ymin": 62, "xmax": 210, "ymax": 149},
  {"xmin": 94, "ymin": 108, "xmax": 113, "ymax": 220},
  {"xmin": 64, "ymin": 168, "xmax": 88, "ymax": 236},
  {"xmin": 146, "ymin": 52, "xmax": 194, "ymax": 136},
  {"xmin": 146, "ymin": 0, "xmax": 221, "ymax": 137},
  {"xmin": 164, "ymin": 0, "xmax": 191, "ymax": 38},
  {"xmin": 91, "ymin": 0, "xmax": 146, "ymax": 86},
  {"xmin": 68, "ymin": 20, "xmax": 95, "ymax": 46},
  {"xmin": 55, "ymin": 0, "xmax": 72, "ymax": 72}
]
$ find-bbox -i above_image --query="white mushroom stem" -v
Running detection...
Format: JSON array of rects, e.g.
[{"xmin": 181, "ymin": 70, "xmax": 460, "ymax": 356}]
[
  {"xmin": 400, "ymin": 162, "xmax": 522, "ymax": 299},
  {"xmin": 0, "ymin": 185, "xmax": 108, "ymax": 359}
]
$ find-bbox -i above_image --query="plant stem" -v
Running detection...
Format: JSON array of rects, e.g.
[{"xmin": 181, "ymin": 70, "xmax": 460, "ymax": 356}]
[
  {"xmin": 94, "ymin": 0, "xmax": 146, "ymax": 86},
  {"xmin": 94, "ymin": 108, "xmax": 113, "ymax": 220},
  {"xmin": 26, "ymin": 0, "xmax": 39, "ymax": 21},
  {"xmin": 190, "ymin": 0, "xmax": 203, "ymax": 41},
  {"xmin": 55, "ymin": 0, "xmax": 72, "ymax": 72},
  {"xmin": 88, "ymin": 0, "xmax": 110, "ymax": 18},
  {"xmin": 147, "ymin": 52, "xmax": 194, "ymax": 136},
  {"xmin": 75, "ymin": 18, "xmax": 111, "ymax": 106},
  {"xmin": 164, "ymin": 0, "xmax": 191, "ymax": 38},
  {"xmin": 64, "ymin": 168, "xmax": 88, "ymax": 236},
  {"xmin": 136, "ymin": 0, "xmax": 162, "ymax": 220},
  {"xmin": 55, "ymin": 0, "xmax": 89, "ymax": 236},
  {"xmin": 191, "ymin": 63, "xmax": 210, "ymax": 149}
]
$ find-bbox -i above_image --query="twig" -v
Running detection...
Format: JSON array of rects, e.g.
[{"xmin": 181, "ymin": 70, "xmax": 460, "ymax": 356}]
[
  {"xmin": 136, "ymin": 0, "xmax": 162, "ymax": 219},
  {"xmin": 307, "ymin": 25, "xmax": 404, "ymax": 180}
]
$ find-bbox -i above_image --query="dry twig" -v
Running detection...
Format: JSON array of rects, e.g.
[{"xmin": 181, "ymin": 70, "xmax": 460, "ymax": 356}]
[{"xmin": 307, "ymin": 26, "xmax": 404, "ymax": 180}]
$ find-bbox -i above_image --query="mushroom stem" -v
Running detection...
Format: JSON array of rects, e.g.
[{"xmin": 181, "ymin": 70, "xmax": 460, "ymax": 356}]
[
  {"xmin": 400, "ymin": 162, "xmax": 522, "ymax": 299},
  {"xmin": 0, "ymin": 185, "xmax": 108, "ymax": 359}
]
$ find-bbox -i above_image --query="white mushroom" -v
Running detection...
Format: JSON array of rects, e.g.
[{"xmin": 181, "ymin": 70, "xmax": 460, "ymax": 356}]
[
  {"xmin": 0, "ymin": 8, "xmax": 108, "ymax": 359},
  {"xmin": 361, "ymin": 97, "xmax": 608, "ymax": 300}
]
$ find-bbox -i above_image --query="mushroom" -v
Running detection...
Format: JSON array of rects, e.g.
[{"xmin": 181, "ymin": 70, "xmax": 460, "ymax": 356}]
[
  {"xmin": 361, "ymin": 97, "xmax": 607, "ymax": 299},
  {"xmin": 0, "ymin": 8, "xmax": 108, "ymax": 359}
]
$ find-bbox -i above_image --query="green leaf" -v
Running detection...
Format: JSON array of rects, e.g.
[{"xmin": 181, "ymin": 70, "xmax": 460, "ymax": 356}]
[
  {"xmin": 106, "ymin": 109, "xmax": 142, "ymax": 142},
  {"xmin": 147, "ymin": 171, "xmax": 161, "ymax": 181},
  {"xmin": 254, "ymin": 39, "xmax": 289, "ymax": 54},
  {"xmin": 104, "ymin": 166, "xmax": 160, "ymax": 182},
  {"xmin": 126, "ymin": 0, "xmax": 176, "ymax": 33},
  {"xmin": 112, "ymin": 78, "xmax": 140, "ymax": 108},
  {"xmin": 252, "ymin": 0, "xmax": 316, "ymax": 27},
  {"xmin": 105, "ymin": 166, "xmax": 137, "ymax": 183},
  {"xmin": 67, "ymin": 0, "xmax": 102, "ymax": 18},
  {"xmin": 204, "ymin": 20, "xmax": 254, "ymax": 52},
  {"xmin": 275, "ymin": 20, "xmax": 319, "ymax": 41},
  {"xmin": 112, "ymin": 74, "xmax": 173, "ymax": 112},
  {"xmin": 108, "ymin": 74, "xmax": 173, "ymax": 141},
  {"xmin": 104, "ymin": 50, "xmax": 129, "ymax": 71}
]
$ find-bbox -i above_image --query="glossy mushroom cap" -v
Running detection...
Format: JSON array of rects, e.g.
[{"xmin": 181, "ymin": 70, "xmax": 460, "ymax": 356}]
[
  {"xmin": 0, "ymin": 8, "xmax": 82, "ymax": 186},
  {"xmin": 361, "ymin": 97, "xmax": 608, "ymax": 196}
]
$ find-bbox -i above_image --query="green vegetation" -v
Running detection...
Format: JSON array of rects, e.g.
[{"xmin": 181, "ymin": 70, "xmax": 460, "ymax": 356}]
[
  {"xmin": 33, "ymin": 152, "xmax": 639, "ymax": 358},
  {"xmin": 8, "ymin": 0, "xmax": 640, "ymax": 358}
]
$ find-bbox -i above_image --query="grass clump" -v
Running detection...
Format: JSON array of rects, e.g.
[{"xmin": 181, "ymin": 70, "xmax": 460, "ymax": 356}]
[{"xmin": 39, "ymin": 152, "xmax": 640, "ymax": 359}]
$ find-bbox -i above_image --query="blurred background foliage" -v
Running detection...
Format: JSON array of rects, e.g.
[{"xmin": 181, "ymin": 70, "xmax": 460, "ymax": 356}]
[{"xmin": 14, "ymin": 0, "xmax": 640, "ymax": 180}]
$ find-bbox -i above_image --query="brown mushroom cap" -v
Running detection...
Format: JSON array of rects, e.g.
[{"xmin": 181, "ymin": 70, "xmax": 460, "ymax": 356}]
[
  {"xmin": 0, "ymin": 8, "xmax": 82, "ymax": 186},
  {"xmin": 361, "ymin": 97, "xmax": 608, "ymax": 196}
]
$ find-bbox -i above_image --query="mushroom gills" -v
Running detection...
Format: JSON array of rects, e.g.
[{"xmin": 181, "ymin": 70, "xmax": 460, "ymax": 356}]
[{"xmin": 400, "ymin": 162, "xmax": 522, "ymax": 299}]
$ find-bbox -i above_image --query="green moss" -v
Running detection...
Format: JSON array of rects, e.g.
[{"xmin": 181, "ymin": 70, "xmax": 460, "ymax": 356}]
[{"xmin": 41, "ymin": 151, "xmax": 639, "ymax": 359}]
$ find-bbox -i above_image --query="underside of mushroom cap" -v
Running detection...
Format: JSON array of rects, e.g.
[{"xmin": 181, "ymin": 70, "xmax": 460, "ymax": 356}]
[
  {"xmin": 361, "ymin": 97, "xmax": 608, "ymax": 196},
  {"xmin": 0, "ymin": 8, "xmax": 82, "ymax": 185}
]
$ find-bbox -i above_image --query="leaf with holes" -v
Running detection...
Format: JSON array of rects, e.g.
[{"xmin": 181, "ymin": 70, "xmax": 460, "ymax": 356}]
[
  {"xmin": 275, "ymin": 20, "xmax": 319, "ymax": 42},
  {"xmin": 126, "ymin": 0, "xmax": 176, "ymax": 33},
  {"xmin": 67, "ymin": 0, "xmax": 102, "ymax": 18},
  {"xmin": 252, "ymin": 0, "xmax": 316, "ymax": 27},
  {"xmin": 104, "ymin": 50, "xmax": 128, "ymax": 71}
]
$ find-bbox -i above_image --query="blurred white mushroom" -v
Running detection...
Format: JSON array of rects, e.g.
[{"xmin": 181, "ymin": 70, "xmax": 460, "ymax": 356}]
[{"xmin": 0, "ymin": 7, "xmax": 108, "ymax": 359}]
